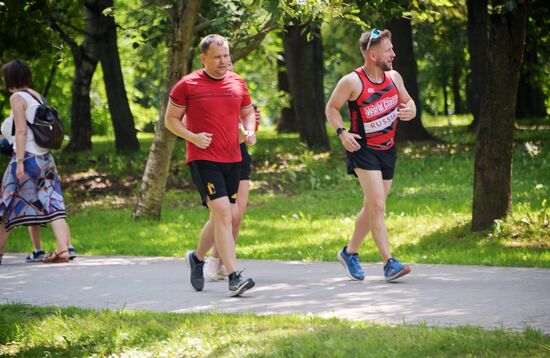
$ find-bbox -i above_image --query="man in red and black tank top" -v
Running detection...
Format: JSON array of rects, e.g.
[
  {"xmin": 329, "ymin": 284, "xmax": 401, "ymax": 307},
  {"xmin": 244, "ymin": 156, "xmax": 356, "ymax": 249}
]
[
  {"xmin": 165, "ymin": 34, "xmax": 256, "ymax": 297},
  {"xmin": 348, "ymin": 67, "xmax": 400, "ymax": 150},
  {"xmin": 326, "ymin": 29, "xmax": 416, "ymax": 283}
]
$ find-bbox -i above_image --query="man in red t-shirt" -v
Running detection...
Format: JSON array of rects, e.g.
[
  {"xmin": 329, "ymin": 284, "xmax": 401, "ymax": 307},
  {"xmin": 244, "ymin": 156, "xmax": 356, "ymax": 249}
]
[{"xmin": 165, "ymin": 34, "xmax": 256, "ymax": 297}]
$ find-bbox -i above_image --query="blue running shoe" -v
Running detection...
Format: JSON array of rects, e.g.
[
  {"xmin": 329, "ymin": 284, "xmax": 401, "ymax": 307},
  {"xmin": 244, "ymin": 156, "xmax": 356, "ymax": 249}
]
[
  {"xmin": 337, "ymin": 246, "xmax": 365, "ymax": 281},
  {"xmin": 384, "ymin": 257, "xmax": 411, "ymax": 282},
  {"xmin": 185, "ymin": 251, "xmax": 205, "ymax": 291}
]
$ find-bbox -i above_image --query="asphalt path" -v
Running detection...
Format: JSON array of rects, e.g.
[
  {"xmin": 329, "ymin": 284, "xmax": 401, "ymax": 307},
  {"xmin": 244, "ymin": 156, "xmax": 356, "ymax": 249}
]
[{"xmin": 1, "ymin": 253, "xmax": 548, "ymax": 334}]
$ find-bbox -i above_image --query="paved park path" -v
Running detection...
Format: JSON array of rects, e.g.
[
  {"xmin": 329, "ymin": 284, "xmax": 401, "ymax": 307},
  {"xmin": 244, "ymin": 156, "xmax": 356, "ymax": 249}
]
[{"xmin": 1, "ymin": 253, "xmax": 549, "ymax": 334}]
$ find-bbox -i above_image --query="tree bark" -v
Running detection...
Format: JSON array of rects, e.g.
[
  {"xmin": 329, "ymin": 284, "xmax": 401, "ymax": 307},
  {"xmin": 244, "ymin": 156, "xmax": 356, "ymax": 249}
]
[
  {"xmin": 442, "ymin": 77, "xmax": 449, "ymax": 116},
  {"xmin": 134, "ymin": 0, "xmax": 202, "ymax": 220},
  {"xmin": 516, "ymin": 30, "xmax": 547, "ymax": 118},
  {"xmin": 50, "ymin": 16, "xmax": 98, "ymax": 152},
  {"xmin": 276, "ymin": 56, "xmax": 298, "ymax": 133},
  {"xmin": 86, "ymin": 0, "xmax": 140, "ymax": 151},
  {"xmin": 387, "ymin": 16, "xmax": 433, "ymax": 142},
  {"xmin": 282, "ymin": 22, "xmax": 329, "ymax": 151},
  {"xmin": 472, "ymin": 0, "xmax": 527, "ymax": 231},
  {"xmin": 466, "ymin": 0, "xmax": 488, "ymax": 132},
  {"xmin": 451, "ymin": 58, "xmax": 463, "ymax": 114}
]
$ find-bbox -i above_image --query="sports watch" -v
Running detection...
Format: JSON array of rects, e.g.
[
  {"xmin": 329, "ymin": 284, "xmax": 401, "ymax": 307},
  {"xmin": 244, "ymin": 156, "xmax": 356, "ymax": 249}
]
[{"xmin": 336, "ymin": 127, "xmax": 346, "ymax": 137}]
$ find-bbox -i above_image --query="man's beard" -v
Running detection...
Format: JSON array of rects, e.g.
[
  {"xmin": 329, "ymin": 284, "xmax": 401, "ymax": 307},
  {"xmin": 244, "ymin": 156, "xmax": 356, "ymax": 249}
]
[{"xmin": 376, "ymin": 58, "xmax": 392, "ymax": 71}]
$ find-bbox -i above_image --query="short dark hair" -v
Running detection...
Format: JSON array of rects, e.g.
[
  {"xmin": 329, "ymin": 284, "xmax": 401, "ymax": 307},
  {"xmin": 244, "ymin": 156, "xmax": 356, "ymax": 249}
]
[
  {"xmin": 359, "ymin": 29, "xmax": 392, "ymax": 53},
  {"xmin": 199, "ymin": 34, "xmax": 228, "ymax": 54},
  {"xmin": 1, "ymin": 59, "xmax": 32, "ymax": 91}
]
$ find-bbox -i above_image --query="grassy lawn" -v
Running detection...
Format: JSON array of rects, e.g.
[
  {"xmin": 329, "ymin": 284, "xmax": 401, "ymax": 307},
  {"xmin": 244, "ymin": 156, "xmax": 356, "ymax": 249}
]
[
  {"xmin": 1, "ymin": 304, "xmax": 548, "ymax": 357},
  {"xmin": 1, "ymin": 115, "xmax": 548, "ymax": 267}
]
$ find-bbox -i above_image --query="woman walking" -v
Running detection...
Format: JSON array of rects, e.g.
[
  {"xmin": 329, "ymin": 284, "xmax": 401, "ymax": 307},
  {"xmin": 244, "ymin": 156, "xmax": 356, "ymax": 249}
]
[{"xmin": 0, "ymin": 59, "xmax": 71, "ymax": 264}]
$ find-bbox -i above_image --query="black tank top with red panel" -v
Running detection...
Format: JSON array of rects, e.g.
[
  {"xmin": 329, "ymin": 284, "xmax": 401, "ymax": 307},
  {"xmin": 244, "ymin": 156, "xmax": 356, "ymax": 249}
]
[{"xmin": 347, "ymin": 67, "xmax": 399, "ymax": 150}]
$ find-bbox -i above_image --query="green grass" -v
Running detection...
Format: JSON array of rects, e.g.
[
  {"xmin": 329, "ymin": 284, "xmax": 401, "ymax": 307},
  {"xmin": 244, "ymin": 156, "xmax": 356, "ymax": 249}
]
[
  {"xmin": 1, "ymin": 304, "xmax": 548, "ymax": 357},
  {"xmin": 2, "ymin": 116, "xmax": 549, "ymax": 267}
]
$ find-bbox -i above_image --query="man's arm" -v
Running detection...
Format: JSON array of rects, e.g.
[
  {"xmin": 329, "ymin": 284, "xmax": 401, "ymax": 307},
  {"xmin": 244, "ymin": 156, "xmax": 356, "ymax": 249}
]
[
  {"xmin": 390, "ymin": 70, "xmax": 416, "ymax": 121},
  {"xmin": 165, "ymin": 102, "xmax": 212, "ymax": 149},
  {"xmin": 240, "ymin": 105, "xmax": 256, "ymax": 145},
  {"xmin": 325, "ymin": 75, "xmax": 362, "ymax": 152}
]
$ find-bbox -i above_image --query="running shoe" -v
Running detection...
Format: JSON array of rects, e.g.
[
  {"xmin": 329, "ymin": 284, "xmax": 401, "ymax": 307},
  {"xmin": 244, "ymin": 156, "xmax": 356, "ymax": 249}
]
[
  {"xmin": 204, "ymin": 256, "xmax": 226, "ymax": 281},
  {"xmin": 228, "ymin": 271, "xmax": 255, "ymax": 297},
  {"xmin": 25, "ymin": 249, "xmax": 46, "ymax": 263},
  {"xmin": 68, "ymin": 247, "xmax": 77, "ymax": 260},
  {"xmin": 384, "ymin": 257, "xmax": 411, "ymax": 282},
  {"xmin": 185, "ymin": 251, "xmax": 205, "ymax": 291},
  {"xmin": 337, "ymin": 245, "xmax": 365, "ymax": 280}
]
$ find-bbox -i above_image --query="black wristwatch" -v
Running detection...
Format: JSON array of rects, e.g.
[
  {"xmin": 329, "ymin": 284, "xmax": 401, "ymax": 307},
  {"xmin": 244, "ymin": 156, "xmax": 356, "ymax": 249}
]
[{"xmin": 336, "ymin": 127, "xmax": 346, "ymax": 137}]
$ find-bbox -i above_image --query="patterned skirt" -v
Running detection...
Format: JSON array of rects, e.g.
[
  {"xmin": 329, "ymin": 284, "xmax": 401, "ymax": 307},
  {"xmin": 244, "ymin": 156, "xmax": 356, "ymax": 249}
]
[{"xmin": 0, "ymin": 152, "xmax": 66, "ymax": 231}]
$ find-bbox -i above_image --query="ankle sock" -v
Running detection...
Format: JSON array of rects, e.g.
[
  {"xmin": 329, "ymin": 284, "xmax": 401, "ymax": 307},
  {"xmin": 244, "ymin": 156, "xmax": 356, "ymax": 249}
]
[
  {"xmin": 228, "ymin": 272, "xmax": 238, "ymax": 281},
  {"xmin": 192, "ymin": 252, "xmax": 203, "ymax": 264}
]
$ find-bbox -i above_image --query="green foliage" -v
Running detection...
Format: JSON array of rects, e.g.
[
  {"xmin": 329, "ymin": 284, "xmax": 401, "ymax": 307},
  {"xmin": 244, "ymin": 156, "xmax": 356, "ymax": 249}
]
[
  {"xmin": 414, "ymin": 1, "xmax": 468, "ymax": 115},
  {"xmin": 0, "ymin": 0, "xmax": 59, "ymax": 61},
  {"xmin": 1, "ymin": 304, "xmax": 548, "ymax": 357}
]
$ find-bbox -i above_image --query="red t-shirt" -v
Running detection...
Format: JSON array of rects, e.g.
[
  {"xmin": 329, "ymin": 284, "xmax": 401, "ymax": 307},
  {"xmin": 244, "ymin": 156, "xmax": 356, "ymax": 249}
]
[{"xmin": 169, "ymin": 69, "xmax": 252, "ymax": 163}]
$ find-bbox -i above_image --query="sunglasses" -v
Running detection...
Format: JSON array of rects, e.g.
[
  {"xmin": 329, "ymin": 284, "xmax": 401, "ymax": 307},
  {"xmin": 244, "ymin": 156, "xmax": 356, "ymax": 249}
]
[{"xmin": 365, "ymin": 28, "xmax": 382, "ymax": 52}]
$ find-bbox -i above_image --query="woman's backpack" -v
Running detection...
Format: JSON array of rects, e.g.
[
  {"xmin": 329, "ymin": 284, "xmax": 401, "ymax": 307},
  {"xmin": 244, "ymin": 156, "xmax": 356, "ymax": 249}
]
[{"xmin": 20, "ymin": 90, "xmax": 64, "ymax": 150}]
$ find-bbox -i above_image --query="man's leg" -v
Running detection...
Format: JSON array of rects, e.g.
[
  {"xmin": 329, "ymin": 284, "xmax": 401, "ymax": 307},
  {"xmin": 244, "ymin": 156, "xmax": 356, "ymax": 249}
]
[
  {"xmin": 337, "ymin": 169, "xmax": 391, "ymax": 280},
  {"xmin": 353, "ymin": 169, "xmax": 392, "ymax": 261},
  {"xmin": 206, "ymin": 179, "xmax": 249, "ymax": 280},
  {"xmin": 355, "ymin": 168, "xmax": 409, "ymax": 281},
  {"xmin": 211, "ymin": 178, "xmax": 250, "ymax": 257},
  {"xmin": 232, "ymin": 179, "xmax": 250, "ymax": 240},
  {"xmin": 196, "ymin": 212, "xmax": 215, "ymax": 260},
  {"xmin": 199, "ymin": 196, "xmax": 236, "ymax": 274}
]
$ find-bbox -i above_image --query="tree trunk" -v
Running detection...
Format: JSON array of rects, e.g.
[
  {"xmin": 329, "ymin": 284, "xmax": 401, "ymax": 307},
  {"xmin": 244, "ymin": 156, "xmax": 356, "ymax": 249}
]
[
  {"xmin": 387, "ymin": 17, "xmax": 433, "ymax": 142},
  {"xmin": 276, "ymin": 55, "xmax": 298, "ymax": 133},
  {"xmin": 86, "ymin": 0, "xmax": 140, "ymax": 151},
  {"xmin": 50, "ymin": 14, "xmax": 98, "ymax": 152},
  {"xmin": 516, "ymin": 32, "xmax": 547, "ymax": 118},
  {"xmin": 282, "ymin": 22, "xmax": 329, "ymax": 151},
  {"xmin": 451, "ymin": 59, "xmax": 463, "ymax": 114},
  {"xmin": 134, "ymin": 0, "xmax": 202, "ymax": 220},
  {"xmin": 472, "ymin": 0, "xmax": 527, "ymax": 231},
  {"xmin": 466, "ymin": 0, "xmax": 488, "ymax": 132},
  {"xmin": 442, "ymin": 77, "xmax": 449, "ymax": 116}
]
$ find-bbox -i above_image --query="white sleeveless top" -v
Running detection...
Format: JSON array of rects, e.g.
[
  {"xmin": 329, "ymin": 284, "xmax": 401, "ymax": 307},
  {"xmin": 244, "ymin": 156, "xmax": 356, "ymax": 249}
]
[{"xmin": 0, "ymin": 91, "xmax": 49, "ymax": 155}]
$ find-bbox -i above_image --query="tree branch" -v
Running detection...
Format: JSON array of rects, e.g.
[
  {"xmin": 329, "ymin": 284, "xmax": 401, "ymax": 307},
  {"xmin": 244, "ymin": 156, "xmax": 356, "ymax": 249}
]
[
  {"xmin": 231, "ymin": 21, "xmax": 280, "ymax": 62},
  {"xmin": 49, "ymin": 19, "xmax": 80, "ymax": 55}
]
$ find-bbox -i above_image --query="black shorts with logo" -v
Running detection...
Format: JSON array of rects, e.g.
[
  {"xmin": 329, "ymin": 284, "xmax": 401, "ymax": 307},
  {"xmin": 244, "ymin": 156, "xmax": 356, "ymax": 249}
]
[
  {"xmin": 347, "ymin": 145, "xmax": 397, "ymax": 180},
  {"xmin": 239, "ymin": 143, "xmax": 252, "ymax": 181},
  {"xmin": 188, "ymin": 160, "xmax": 241, "ymax": 207}
]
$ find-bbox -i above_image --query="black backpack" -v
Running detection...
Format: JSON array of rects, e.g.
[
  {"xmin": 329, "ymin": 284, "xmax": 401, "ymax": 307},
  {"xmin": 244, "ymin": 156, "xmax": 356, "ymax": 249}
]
[{"xmin": 12, "ymin": 90, "xmax": 65, "ymax": 150}]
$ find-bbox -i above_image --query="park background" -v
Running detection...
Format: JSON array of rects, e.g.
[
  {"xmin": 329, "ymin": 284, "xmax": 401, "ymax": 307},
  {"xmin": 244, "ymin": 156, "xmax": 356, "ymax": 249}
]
[{"xmin": 1, "ymin": 0, "xmax": 549, "ymax": 356}]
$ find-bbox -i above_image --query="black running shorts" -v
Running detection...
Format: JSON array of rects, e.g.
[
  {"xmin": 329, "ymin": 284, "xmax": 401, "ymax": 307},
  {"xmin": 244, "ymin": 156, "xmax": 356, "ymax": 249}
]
[
  {"xmin": 239, "ymin": 143, "xmax": 252, "ymax": 181},
  {"xmin": 347, "ymin": 146, "xmax": 397, "ymax": 180},
  {"xmin": 188, "ymin": 160, "xmax": 241, "ymax": 207}
]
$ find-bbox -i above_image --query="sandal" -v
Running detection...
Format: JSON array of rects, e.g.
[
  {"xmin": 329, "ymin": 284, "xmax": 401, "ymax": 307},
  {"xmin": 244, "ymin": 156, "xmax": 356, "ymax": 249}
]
[{"xmin": 43, "ymin": 250, "xmax": 69, "ymax": 264}]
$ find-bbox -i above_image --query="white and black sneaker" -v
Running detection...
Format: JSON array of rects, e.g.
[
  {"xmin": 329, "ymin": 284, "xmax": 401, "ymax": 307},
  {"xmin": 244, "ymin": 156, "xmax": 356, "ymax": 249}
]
[
  {"xmin": 68, "ymin": 247, "xmax": 77, "ymax": 260},
  {"xmin": 228, "ymin": 271, "xmax": 255, "ymax": 297},
  {"xmin": 25, "ymin": 250, "xmax": 45, "ymax": 263}
]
